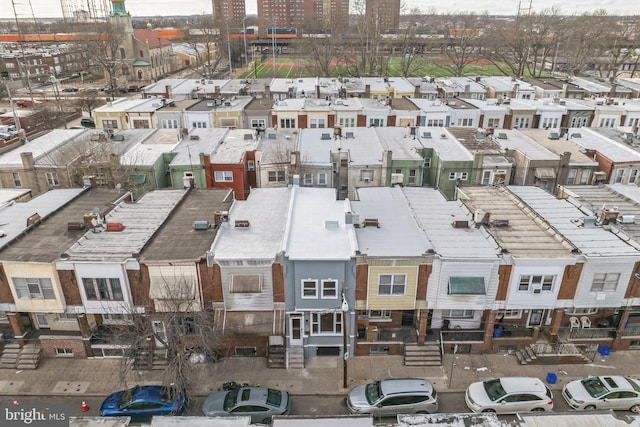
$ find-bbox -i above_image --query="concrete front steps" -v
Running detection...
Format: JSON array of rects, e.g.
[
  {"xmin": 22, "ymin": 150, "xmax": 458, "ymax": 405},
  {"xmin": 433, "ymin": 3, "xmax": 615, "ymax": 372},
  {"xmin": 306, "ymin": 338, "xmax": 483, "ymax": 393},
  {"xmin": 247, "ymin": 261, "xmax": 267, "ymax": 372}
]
[
  {"xmin": 0, "ymin": 343, "xmax": 42, "ymax": 369},
  {"xmin": 404, "ymin": 343, "xmax": 442, "ymax": 366}
]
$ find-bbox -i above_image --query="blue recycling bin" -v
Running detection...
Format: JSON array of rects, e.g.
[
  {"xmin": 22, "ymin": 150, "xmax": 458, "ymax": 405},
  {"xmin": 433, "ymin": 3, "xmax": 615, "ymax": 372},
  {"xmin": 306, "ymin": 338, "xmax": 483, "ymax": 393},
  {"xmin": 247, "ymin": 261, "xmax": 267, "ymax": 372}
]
[
  {"xmin": 493, "ymin": 328, "xmax": 502, "ymax": 337},
  {"xmin": 546, "ymin": 372, "xmax": 557, "ymax": 384},
  {"xmin": 599, "ymin": 345, "xmax": 611, "ymax": 356}
]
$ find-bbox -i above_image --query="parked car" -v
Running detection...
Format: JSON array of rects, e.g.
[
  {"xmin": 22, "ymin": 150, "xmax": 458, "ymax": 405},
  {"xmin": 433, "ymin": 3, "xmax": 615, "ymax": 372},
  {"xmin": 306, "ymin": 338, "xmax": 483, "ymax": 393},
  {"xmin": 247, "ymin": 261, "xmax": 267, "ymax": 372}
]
[
  {"xmin": 61, "ymin": 87, "xmax": 79, "ymax": 92},
  {"xmin": 465, "ymin": 377, "xmax": 553, "ymax": 414},
  {"xmin": 562, "ymin": 375, "xmax": 640, "ymax": 411},
  {"xmin": 347, "ymin": 378, "xmax": 439, "ymax": 416},
  {"xmin": 202, "ymin": 386, "xmax": 290, "ymax": 424},
  {"xmin": 80, "ymin": 117, "xmax": 96, "ymax": 128},
  {"xmin": 16, "ymin": 99, "xmax": 42, "ymax": 107},
  {"xmin": 99, "ymin": 385, "xmax": 186, "ymax": 421}
]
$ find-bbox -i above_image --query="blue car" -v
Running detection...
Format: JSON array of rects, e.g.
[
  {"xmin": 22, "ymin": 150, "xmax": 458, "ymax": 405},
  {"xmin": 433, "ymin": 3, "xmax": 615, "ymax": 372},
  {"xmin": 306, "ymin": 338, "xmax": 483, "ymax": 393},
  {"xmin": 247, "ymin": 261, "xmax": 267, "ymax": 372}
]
[{"xmin": 99, "ymin": 385, "xmax": 186, "ymax": 421}]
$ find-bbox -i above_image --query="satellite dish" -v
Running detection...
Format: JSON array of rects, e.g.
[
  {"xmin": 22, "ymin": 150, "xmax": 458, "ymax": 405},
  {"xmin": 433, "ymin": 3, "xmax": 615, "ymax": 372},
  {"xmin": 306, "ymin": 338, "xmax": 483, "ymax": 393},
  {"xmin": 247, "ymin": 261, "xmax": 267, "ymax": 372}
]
[{"xmin": 92, "ymin": 207, "xmax": 101, "ymax": 214}]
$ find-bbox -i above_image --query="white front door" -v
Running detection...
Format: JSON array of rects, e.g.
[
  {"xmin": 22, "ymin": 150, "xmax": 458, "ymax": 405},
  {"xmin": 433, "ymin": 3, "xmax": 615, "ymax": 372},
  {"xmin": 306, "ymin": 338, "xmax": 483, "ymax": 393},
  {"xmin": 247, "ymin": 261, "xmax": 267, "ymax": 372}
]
[
  {"xmin": 151, "ymin": 320, "xmax": 167, "ymax": 348},
  {"xmin": 289, "ymin": 314, "xmax": 303, "ymax": 346},
  {"xmin": 527, "ymin": 310, "xmax": 544, "ymax": 327}
]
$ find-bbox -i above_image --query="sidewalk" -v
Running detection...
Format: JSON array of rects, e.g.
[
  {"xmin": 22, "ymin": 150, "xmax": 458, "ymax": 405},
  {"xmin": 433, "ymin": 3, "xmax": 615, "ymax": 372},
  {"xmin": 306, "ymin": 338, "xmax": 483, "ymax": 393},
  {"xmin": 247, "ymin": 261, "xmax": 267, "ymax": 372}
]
[{"xmin": 0, "ymin": 351, "xmax": 636, "ymax": 397}]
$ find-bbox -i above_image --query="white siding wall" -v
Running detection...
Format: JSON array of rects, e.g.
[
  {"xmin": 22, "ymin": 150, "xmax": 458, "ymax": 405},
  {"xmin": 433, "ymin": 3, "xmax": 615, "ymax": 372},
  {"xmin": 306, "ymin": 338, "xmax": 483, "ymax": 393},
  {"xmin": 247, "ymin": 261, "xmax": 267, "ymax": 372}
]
[
  {"xmin": 571, "ymin": 258, "xmax": 635, "ymax": 308},
  {"xmin": 504, "ymin": 260, "xmax": 568, "ymax": 309},
  {"xmin": 427, "ymin": 259, "xmax": 500, "ymax": 311},
  {"xmin": 221, "ymin": 265, "xmax": 274, "ymax": 311}
]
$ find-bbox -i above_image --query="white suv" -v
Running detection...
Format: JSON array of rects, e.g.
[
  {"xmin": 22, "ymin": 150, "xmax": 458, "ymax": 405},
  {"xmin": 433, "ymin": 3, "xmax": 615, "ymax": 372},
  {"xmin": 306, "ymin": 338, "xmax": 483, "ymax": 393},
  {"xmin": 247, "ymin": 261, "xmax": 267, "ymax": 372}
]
[
  {"xmin": 465, "ymin": 377, "xmax": 553, "ymax": 414},
  {"xmin": 347, "ymin": 378, "xmax": 438, "ymax": 416}
]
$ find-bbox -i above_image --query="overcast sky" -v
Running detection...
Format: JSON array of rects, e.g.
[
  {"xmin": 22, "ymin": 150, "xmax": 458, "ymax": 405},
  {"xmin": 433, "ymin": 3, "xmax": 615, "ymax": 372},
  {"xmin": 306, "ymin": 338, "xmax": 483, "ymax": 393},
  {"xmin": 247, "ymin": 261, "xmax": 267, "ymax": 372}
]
[{"xmin": 3, "ymin": 0, "xmax": 636, "ymax": 20}]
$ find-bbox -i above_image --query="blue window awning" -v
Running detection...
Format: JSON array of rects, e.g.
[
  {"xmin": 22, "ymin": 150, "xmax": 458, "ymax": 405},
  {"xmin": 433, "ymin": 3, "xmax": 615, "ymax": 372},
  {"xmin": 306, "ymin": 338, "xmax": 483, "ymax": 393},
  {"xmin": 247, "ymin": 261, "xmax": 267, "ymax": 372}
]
[{"xmin": 448, "ymin": 277, "xmax": 486, "ymax": 295}]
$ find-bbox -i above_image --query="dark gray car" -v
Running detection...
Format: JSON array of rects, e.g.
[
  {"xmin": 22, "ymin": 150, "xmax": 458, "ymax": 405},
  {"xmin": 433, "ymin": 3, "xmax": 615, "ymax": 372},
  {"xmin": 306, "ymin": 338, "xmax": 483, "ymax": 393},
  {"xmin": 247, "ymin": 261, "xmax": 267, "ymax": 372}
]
[{"xmin": 202, "ymin": 386, "xmax": 290, "ymax": 424}]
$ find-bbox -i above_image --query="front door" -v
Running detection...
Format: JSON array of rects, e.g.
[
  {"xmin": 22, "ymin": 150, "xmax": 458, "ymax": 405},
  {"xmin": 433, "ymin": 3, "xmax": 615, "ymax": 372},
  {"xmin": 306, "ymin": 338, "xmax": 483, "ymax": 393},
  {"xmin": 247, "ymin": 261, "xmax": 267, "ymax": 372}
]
[
  {"xmin": 151, "ymin": 320, "xmax": 167, "ymax": 348},
  {"xmin": 527, "ymin": 310, "xmax": 544, "ymax": 327},
  {"xmin": 289, "ymin": 314, "xmax": 303, "ymax": 346}
]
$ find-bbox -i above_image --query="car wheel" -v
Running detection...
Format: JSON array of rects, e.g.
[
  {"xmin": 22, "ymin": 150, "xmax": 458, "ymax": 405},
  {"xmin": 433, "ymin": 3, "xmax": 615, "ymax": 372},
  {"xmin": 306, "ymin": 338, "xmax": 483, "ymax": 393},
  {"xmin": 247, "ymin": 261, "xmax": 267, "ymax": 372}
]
[
  {"xmin": 416, "ymin": 411, "xmax": 429, "ymax": 414},
  {"xmin": 531, "ymin": 407, "xmax": 545, "ymax": 412},
  {"xmin": 260, "ymin": 417, "xmax": 272, "ymax": 424},
  {"xmin": 482, "ymin": 408, "xmax": 496, "ymax": 413},
  {"xmin": 584, "ymin": 404, "xmax": 597, "ymax": 410},
  {"xmin": 630, "ymin": 404, "xmax": 640, "ymax": 413}
]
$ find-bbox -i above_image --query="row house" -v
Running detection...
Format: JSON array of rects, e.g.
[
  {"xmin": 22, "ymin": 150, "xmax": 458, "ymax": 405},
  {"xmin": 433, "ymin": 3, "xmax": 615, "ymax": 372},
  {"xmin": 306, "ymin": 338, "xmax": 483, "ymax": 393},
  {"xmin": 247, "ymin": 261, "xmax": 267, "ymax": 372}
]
[
  {"xmin": 93, "ymin": 98, "xmax": 163, "ymax": 130},
  {"xmin": 489, "ymin": 129, "xmax": 568, "ymax": 193},
  {"xmin": 568, "ymin": 127, "xmax": 640, "ymax": 185},
  {"xmin": 254, "ymin": 128, "xmax": 299, "ymax": 189},
  {"xmin": 569, "ymin": 77, "xmax": 633, "ymax": 99},
  {"xmin": 409, "ymin": 99, "xmax": 450, "ymax": 127},
  {"xmin": 349, "ymin": 187, "xmax": 435, "ymax": 357},
  {"xmin": 206, "ymin": 188, "xmax": 290, "ymax": 359},
  {"xmin": 559, "ymin": 184, "xmax": 640, "ymax": 350},
  {"xmin": 445, "ymin": 127, "xmax": 512, "ymax": 188},
  {"xmin": 297, "ymin": 127, "xmax": 388, "ymax": 200},
  {"xmin": 406, "ymin": 77, "xmax": 439, "ymax": 100},
  {"xmin": 521, "ymin": 129, "xmax": 600, "ymax": 186},
  {"xmin": 526, "ymin": 77, "xmax": 585, "ymax": 100},
  {"xmin": 203, "ymin": 128, "xmax": 259, "ymax": 200},
  {"xmin": 478, "ymin": 76, "xmax": 536, "ymax": 100},
  {"xmin": 0, "ymin": 187, "xmax": 122, "ymax": 357},
  {"xmin": 282, "ymin": 187, "xmax": 358, "ymax": 360},
  {"xmin": 619, "ymin": 78, "xmax": 640, "ymax": 99},
  {"xmin": 433, "ymin": 77, "xmax": 487, "ymax": 100},
  {"xmin": 1, "ymin": 44, "xmax": 89, "ymax": 85},
  {"xmin": 510, "ymin": 185, "xmax": 640, "ymax": 352}
]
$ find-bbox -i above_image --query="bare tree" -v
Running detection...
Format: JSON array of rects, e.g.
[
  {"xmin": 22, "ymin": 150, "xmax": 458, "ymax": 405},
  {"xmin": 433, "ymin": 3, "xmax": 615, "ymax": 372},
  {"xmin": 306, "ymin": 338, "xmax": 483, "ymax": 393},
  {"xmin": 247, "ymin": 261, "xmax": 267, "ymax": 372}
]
[
  {"xmin": 397, "ymin": 8, "xmax": 425, "ymax": 78},
  {"xmin": 81, "ymin": 23, "xmax": 127, "ymax": 97},
  {"xmin": 73, "ymin": 94, "xmax": 107, "ymax": 118},
  {"xmin": 344, "ymin": 0, "xmax": 388, "ymax": 77},
  {"xmin": 107, "ymin": 273, "xmax": 224, "ymax": 401},
  {"xmin": 560, "ymin": 11, "xmax": 612, "ymax": 76},
  {"xmin": 439, "ymin": 13, "xmax": 482, "ymax": 77},
  {"xmin": 183, "ymin": 14, "xmax": 225, "ymax": 78}
]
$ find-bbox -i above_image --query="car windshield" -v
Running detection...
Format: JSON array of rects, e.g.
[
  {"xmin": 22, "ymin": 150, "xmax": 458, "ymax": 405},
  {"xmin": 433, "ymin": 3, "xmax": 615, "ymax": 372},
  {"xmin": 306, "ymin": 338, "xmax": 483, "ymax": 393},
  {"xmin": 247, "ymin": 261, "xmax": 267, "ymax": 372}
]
[
  {"xmin": 160, "ymin": 386, "xmax": 176, "ymax": 402},
  {"xmin": 266, "ymin": 389, "xmax": 282, "ymax": 407},
  {"xmin": 365, "ymin": 381, "xmax": 383, "ymax": 405},
  {"xmin": 224, "ymin": 389, "xmax": 240, "ymax": 411},
  {"xmin": 627, "ymin": 377, "xmax": 640, "ymax": 393},
  {"xmin": 118, "ymin": 386, "xmax": 139, "ymax": 408},
  {"xmin": 483, "ymin": 379, "xmax": 507, "ymax": 401},
  {"xmin": 581, "ymin": 377, "xmax": 610, "ymax": 398}
]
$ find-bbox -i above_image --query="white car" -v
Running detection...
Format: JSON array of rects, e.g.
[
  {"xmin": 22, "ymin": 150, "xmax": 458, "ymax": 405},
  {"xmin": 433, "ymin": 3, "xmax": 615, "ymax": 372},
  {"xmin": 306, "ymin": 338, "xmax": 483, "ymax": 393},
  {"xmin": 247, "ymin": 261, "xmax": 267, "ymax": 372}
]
[
  {"xmin": 562, "ymin": 376, "xmax": 640, "ymax": 411},
  {"xmin": 465, "ymin": 377, "xmax": 553, "ymax": 414}
]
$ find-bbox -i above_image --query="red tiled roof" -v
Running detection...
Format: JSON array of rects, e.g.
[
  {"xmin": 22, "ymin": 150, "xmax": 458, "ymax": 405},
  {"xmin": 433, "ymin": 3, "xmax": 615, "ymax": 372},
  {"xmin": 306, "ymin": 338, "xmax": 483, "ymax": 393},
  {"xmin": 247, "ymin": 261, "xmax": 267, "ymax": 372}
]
[{"xmin": 133, "ymin": 29, "xmax": 171, "ymax": 48}]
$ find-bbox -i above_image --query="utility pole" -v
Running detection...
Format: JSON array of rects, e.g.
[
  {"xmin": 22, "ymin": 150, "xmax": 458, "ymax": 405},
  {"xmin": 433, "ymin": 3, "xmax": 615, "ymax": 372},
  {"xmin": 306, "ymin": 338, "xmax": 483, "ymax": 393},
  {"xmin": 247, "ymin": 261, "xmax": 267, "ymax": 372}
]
[
  {"xmin": 226, "ymin": 20, "xmax": 233, "ymax": 76},
  {"xmin": 272, "ymin": 18, "xmax": 277, "ymax": 78}
]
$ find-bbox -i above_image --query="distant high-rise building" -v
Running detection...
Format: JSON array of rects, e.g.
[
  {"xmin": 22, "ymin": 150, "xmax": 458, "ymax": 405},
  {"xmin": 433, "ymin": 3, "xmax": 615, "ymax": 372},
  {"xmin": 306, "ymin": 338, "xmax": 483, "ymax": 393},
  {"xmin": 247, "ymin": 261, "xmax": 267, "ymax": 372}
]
[
  {"xmin": 60, "ymin": 0, "xmax": 111, "ymax": 22},
  {"xmin": 257, "ymin": 0, "xmax": 349, "ymax": 35},
  {"xmin": 366, "ymin": 0, "xmax": 400, "ymax": 32},
  {"xmin": 212, "ymin": 0, "xmax": 247, "ymax": 29}
]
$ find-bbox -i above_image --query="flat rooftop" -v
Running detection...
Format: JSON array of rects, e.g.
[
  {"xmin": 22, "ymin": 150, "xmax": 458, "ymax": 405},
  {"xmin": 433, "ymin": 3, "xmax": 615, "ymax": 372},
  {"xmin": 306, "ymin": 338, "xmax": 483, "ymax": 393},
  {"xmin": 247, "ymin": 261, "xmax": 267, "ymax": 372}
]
[{"xmin": 0, "ymin": 188, "xmax": 120, "ymax": 262}]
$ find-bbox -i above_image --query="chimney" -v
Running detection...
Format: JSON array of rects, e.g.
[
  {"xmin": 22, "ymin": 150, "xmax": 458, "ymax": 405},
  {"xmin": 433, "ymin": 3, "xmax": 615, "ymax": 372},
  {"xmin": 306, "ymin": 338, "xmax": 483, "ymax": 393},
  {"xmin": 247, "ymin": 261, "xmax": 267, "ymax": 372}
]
[
  {"xmin": 164, "ymin": 85, "xmax": 171, "ymax": 98},
  {"xmin": 316, "ymin": 84, "xmax": 320, "ymax": 98}
]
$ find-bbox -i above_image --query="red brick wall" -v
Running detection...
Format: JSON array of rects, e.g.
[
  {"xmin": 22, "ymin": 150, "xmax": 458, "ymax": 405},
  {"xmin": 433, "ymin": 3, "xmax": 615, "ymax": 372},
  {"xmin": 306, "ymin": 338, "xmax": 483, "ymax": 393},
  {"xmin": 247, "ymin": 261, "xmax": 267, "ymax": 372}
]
[{"xmin": 40, "ymin": 336, "xmax": 87, "ymax": 359}]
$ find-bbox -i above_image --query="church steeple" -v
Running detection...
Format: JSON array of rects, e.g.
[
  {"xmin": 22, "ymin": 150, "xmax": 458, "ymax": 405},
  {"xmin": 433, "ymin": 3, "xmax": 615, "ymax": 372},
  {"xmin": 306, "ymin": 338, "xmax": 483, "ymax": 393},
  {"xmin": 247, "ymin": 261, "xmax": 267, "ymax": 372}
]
[
  {"xmin": 110, "ymin": 0, "xmax": 129, "ymax": 17},
  {"xmin": 110, "ymin": 0, "xmax": 132, "ymax": 32}
]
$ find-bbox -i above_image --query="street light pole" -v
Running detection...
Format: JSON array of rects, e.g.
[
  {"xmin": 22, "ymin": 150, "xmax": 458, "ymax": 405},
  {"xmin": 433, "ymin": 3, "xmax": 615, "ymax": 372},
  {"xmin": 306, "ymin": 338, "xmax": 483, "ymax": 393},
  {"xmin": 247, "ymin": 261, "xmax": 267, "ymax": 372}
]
[{"xmin": 341, "ymin": 290, "xmax": 349, "ymax": 389}]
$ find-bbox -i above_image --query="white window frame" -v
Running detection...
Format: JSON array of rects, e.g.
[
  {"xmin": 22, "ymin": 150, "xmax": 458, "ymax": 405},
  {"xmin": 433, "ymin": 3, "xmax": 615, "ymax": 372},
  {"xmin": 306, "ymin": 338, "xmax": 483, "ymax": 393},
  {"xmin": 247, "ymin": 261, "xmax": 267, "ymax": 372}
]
[
  {"xmin": 317, "ymin": 173, "xmax": 327, "ymax": 186},
  {"xmin": 408, "ymin": 169, "xmax": 417, "ymax": 185},
  {"xmin": 449, "ymin": 172, "xmax": 468, "ymax": 181},
  {"xmin": 310, "ymin": 312, "xmax": 343, "ymax": 335},
  {"xmin": 247, "ymin": 160, "xmax": 255, "ymax": 171},
  {"xmin": 442, "ymin": 309, "xmax": 474, "ymax": 319},
  {"xmin": 567, "ymin": 169, "xmax": 577, "ymax": 185},
  {"xmin": 591, "ymin": 273, "xmax": 620, "ymax": 292},
  {"xmin": 377, "ymin": 274, "xmax": 406, "ymax": 296},
  {"xmin": 367, "ymin": 309, "xmax": 391, "ymax": 320},
  {"xmin": 566, "ymin": 307, "xmax": 598, "ymax": 315},
  {"xmin": 302, "ymin": 279, "xmax": 318, "ymax": 299},
  {"xmin": 321, "ymin": 280, "xmax": 338, "ymax": 299},
  {"xmin": 303, "ymin": 173, "xmax": 313, "ymax": 186},
  {"xmin": 56, "ymin": 313, "xmax": 78, "ymax": 321},
  {"xmin": 46, "ymin": 171, "xmax": 59, "ymax": 186},
  {"xmin": 13, "ymin": 277, "xmax": 55, "ymax": 299},
  {"xmin": 268, "ymin": 170, "xmax": 286, "ymax": 182},
  {"xmin": 496, "ymin": 309, "xmax": 522, "ymax": 319},
  {"xmin": 230, "ymin": 274, "xmax": 262, "ymax": 293},
  {"xmin": 162, "ymin": 119, "xmax": 178, "ymax": 129},
  {"xmin": 251, "ymin": 119, "xmax": 266, "ymax": 128},
  {"xmin": 12, "ymin": 172, "xmax": 22, "ymax": 187},
  {"xmin": 518, "ymin": 275, "xmax": 555, "ymax": 292},
  {"xmin": 280, "ymin": 118, "xmax": 296, "ymax": 128},
  {"xmin": 580, "ymin": 170, "xmax": 591, "ymax": 185},
  {"xmin": 214, "ymin": 171, "xmax": 233, "ymax": 182},
  {"xmin": 192, "ymin": 121, "xmax": 207, "ymax": 128},
  {"xmin": 82, "ymin": 277, "xmax": 123, "ymax": 301}
]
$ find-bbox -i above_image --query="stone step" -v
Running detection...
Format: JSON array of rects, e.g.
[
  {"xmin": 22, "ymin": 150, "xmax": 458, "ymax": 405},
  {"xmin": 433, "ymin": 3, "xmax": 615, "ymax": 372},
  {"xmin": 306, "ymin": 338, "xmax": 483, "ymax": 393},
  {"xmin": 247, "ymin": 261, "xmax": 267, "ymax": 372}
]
[{"xmin": 405, "ymin": 360, "xmax": 442, "ymax": 366}]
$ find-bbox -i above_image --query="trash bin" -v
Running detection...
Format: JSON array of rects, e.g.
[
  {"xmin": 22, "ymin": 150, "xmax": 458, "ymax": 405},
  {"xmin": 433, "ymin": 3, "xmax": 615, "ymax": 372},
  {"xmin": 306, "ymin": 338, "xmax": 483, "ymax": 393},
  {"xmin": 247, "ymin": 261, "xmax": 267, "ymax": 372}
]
[
  {"xmin": 546, "ymin": 372, "xmax": 557, "ymax": 384},
  {"xmin": 599, "ymin": 345, "xmax": 611, "ymax": 356},
  {"xmin": 493, "ymin": 328, "xmax": 502, "ymax": 337}
]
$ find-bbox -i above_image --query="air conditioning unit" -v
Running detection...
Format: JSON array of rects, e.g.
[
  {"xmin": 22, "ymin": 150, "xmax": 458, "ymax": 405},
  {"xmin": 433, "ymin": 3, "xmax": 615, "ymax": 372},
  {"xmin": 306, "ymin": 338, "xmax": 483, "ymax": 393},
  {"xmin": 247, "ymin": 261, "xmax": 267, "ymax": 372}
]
[
  {"xmin": 391, "ymin": 173, "xmax": 403, "ymax": 184},
  {"xmin": 190, "ymin": 135, "xmax": 200, "ymax": 140},
  {"xmin": 193, "ymin": 220, "xmax": 210, "ymax": 230},
  {"xmin": 363, "ymin": 176, "xmax": 370, "ymax": 183}
]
